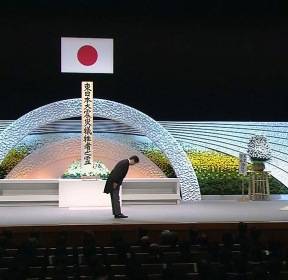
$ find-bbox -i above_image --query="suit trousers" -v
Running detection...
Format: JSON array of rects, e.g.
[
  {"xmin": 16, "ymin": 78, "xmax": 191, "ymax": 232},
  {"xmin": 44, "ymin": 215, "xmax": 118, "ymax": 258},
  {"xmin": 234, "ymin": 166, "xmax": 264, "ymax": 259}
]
[{"xmin": 110, "ymin": 186, "xmax": 121, "ymax": 216}]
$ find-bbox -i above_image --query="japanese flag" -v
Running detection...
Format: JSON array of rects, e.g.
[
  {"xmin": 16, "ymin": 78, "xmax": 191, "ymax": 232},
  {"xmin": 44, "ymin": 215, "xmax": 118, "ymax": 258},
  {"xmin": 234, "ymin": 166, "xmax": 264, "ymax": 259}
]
[{"xmin": 61, "ymin": 37, "xmax": 113, "ymax": 73}]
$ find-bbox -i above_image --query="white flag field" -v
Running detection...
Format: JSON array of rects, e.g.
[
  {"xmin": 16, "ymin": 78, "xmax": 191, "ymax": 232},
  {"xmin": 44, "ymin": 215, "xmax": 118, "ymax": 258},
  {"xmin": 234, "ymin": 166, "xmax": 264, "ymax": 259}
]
[{"xmin": 61, "ymin": 37, "xmax": 113, "ymax": 73}]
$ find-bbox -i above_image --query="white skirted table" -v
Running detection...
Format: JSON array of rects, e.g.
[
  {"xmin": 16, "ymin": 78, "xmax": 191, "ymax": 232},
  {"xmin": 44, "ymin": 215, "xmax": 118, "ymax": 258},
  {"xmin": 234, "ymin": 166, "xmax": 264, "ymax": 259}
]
[
  {"xmin": 58, "ymin": 179, "xmax": 112, "ymax": 207},
  {"xmin": 0, "ymin": 178, "xmax": 180, "ymax": 206}
]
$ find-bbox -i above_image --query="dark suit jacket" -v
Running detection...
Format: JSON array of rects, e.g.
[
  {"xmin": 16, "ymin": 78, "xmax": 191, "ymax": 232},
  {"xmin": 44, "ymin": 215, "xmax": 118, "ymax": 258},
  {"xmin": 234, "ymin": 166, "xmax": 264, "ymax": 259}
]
[{"xmin": 104, "ymin": 159, "xmax": 129, "ymax": 194}]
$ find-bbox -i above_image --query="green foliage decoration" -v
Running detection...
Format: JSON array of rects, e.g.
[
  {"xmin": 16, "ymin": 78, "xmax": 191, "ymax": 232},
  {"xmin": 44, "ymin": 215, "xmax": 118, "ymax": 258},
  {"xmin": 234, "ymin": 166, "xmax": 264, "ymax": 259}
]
[
  {"xmin": 143, "ymin": 148, "xmax": 288, "ymax": 195},
  {"xmin": 0, "ymin": 146, "xmax": 29, "ymax": 178}
]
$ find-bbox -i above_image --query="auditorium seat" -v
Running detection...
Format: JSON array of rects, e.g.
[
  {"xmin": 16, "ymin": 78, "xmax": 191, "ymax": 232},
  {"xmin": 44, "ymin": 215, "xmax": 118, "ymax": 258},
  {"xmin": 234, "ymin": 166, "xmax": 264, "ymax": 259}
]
[
  {"xmin": 130, "ymin": 245, "xmax": 145, "ymax": 253},
  {"xmin": 30, "ymin": 255, "xmax": 46, "ymax": 266},
  {"xmin": 48, "ymin": 247, "xmax": 57, "ymax": 254},
  {"xmin": 231, "ymin": 250, "xmax": 241, "ymax": 258},
  {"xmin": 3, "ymin": 248, "xmax": 18, "ymax": 257},
  {"xmin": 232, "ymin": 244, "xmax": 241, "ymax": 250},
  {"xmin": 0, "ymin": 267, "xmax": 8, "ymax": 277},
  {"xmin": 162, "ymin": 251, "xmax": 182, "ymax": 263},
  {"xmin": 0, "ymin": 256, "xmax": 14, "ymax": 268},
  {"xmin": 106, "ymin": 253, "xmax": 124, "ymax": 264},
  {"xmin": 77, "ymin": 245, "xmax": 103, "ymax": 255},
  {"xmin": 109, "ymin": 264, "xmax": 128, "ymax": 275},
  {"xmin": 134, "ymin": 252, "xmax": 152, "ymax": 264},
  {"xmin": 225, "ymin": 272, "xmax": 244, "ymax": 280},
  {"xmin": 190, "ymin": 245, "xmax": 201, "ymax": 251},
  {"xmin": 112, "ymin": 275, "xmax": 129, "ymax": 280},
  {"xmin": 280, "ymin": 271, "xmax": 288, "ymax": 280},
  {"xmin": 45, "ymin": 266, "xmax": 56, "ymax": 278},
  {"xmin": 141, "ymin": 263, "xmax": 164, "ymax": 274},
  {"xmin": 147, "ymin": 273, "xmax": 162, "ymax": 280},
  {"xmin": 76, "ymin": 246, "xmax": 84, "ymax": 254},
  {"xmin": 188, "ymin": 251, "xmax": 207, "ymax": 262},
  {"xmin": 65, "ymin": 265, "xmax": 76, "ymax": 277},
  {"xmin": 78, "ymin": 264, "xmax": 89, "ymax": 276},
  {"xmin": 159, "ymin": 245, "xmax": 180, "ymax": 252},
  {"xmin": 65, "ymin": 247, "xmax": 74, "ymax": 255},
  {"xmin": 34, "ymin": 247, "xmax": 47, "ymax": 256},
  {"xmin": 45, "ymin": 265, "xmax": 76, "ymax": 278},
  {"xmin": 104, "ymin": 246, "xmax": 117, "ymax": 254},
  {"xmin": 0, "ymin": 225, "xmax": 287, "ymax": 279},
  {"xmin": 185, "ymin": 272, "xmax": 201, "ymax": 279},
  {"xmin": 27, "ymin": 266, "xmax": 44, "ymax": 278},
  {"xmin": 171, "ymin": 262, "xmax": 198, "ymax": 274},
  {"xmin": 77, "ymin": 253, "xmax": 84, "ymax": 264},
  {"xmin": 49, "ymin": 254, "xmax": 75, "ymax": 266}
]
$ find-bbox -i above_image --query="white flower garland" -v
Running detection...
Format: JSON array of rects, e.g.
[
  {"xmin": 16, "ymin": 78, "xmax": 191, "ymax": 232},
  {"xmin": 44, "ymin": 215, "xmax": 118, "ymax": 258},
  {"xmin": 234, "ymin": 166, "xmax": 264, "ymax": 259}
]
[
  {"xmin": 247, "ymin": 135, "xmax": 271, "ymax": 161},
  {"xmin": 63, "ymin": 160, "xmax": 110, "ymax": 179}
]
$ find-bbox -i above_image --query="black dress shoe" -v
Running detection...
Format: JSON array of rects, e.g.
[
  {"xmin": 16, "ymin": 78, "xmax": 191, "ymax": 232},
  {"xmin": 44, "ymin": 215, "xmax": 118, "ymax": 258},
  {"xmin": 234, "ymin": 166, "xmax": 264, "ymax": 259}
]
[{"xmin": 114, "ymin": 214, "xmax": 128, "ymax": 219}]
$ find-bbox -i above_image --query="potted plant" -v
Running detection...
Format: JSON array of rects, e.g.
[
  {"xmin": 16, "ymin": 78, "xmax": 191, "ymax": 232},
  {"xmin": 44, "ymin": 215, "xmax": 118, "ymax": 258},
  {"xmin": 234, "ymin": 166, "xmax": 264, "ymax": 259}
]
[{"xmin": 247, "ymin": 135, "xmax": 271, "ymax": 171}]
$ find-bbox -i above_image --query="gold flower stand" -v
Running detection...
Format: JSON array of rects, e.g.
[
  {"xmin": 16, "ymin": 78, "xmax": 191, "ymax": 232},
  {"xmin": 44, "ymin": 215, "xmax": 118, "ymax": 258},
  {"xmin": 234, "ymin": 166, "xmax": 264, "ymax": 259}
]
[{"xmin": 248, "ymin": 171, "xmax": 270, "ymax": 201}]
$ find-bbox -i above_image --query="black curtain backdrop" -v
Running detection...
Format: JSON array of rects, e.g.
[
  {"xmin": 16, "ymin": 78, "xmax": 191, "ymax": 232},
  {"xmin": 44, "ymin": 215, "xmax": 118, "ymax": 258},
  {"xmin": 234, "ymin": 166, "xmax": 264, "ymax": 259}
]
[{"xmin": 0, "ymin": 1, "xmax": 287, "ymax": 121}]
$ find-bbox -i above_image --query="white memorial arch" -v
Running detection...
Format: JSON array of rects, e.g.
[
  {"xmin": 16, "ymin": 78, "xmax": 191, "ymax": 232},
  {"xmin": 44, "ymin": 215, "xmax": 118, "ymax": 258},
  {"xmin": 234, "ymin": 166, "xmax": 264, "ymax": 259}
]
[{"xmin": 0, "ymin": 98, "xmax": 201, "ymax": 200}]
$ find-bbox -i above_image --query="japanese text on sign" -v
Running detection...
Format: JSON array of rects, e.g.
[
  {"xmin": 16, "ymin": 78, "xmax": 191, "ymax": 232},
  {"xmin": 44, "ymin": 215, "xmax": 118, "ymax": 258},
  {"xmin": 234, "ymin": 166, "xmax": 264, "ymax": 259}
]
[{"xmin": 81, "ymin": 81, "xmax": 94, "ymax": 172}]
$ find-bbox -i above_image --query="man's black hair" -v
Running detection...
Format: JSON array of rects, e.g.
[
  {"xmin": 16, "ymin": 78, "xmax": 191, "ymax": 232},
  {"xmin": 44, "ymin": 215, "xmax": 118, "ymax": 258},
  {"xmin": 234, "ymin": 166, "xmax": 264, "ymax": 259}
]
[{"xmin": 129, "ymin": 155, "xmax": 140, "ymax": 163}]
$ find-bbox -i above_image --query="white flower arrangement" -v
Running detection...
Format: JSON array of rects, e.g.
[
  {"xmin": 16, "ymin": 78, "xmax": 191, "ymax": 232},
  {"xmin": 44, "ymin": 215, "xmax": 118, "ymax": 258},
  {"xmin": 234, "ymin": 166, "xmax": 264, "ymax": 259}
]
[
  {"xmin": 63, "ymin": 160, "xmax": 110, "ymax": 179},
  {"xmin": 247, "ymin": 135, "xmax": 272, "ymax": 162}
]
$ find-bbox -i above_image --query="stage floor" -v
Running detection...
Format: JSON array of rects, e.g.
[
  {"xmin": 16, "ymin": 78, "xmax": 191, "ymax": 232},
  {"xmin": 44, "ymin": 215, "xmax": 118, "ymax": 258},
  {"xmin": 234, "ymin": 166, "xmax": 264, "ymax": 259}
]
[{"xmin": 0, "ymin": 200, "xmax": 288, "ymax": 227}]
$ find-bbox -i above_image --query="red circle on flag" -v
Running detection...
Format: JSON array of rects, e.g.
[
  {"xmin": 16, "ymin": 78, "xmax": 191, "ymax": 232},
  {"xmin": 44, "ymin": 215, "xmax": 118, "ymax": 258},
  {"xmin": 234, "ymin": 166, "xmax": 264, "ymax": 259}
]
[{"xmin": 77, "ymin": 45, "xmax": 98, "ymax": 66}]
